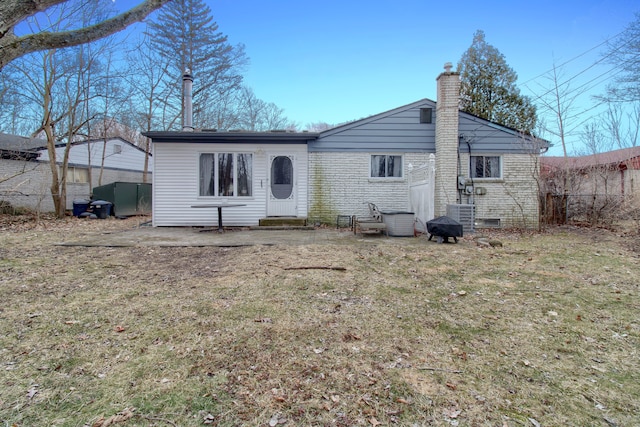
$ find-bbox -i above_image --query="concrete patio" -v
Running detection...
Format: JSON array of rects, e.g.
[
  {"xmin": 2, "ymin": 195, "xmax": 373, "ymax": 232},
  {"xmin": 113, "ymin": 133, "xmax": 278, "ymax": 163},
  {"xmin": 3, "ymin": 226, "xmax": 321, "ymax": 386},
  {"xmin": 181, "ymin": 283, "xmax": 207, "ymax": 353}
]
[{"xmin": 56, "ymin": 224, "xmax": 413, "ymax": 247}]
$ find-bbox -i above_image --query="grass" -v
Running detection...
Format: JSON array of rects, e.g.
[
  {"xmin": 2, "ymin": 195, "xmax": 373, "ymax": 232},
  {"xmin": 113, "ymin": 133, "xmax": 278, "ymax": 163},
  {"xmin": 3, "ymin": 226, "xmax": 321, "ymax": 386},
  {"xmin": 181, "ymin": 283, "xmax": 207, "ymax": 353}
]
[{"xmin": 0, "ymin": 217, "xmax": 639, "ymax": 426}]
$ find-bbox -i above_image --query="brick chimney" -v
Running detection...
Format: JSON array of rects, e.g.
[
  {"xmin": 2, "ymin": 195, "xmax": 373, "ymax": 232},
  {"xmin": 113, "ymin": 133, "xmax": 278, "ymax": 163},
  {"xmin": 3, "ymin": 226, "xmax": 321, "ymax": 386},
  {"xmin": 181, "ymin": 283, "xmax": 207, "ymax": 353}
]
[
  {"xmin": 434, "ymin": 62, "xmax": 460, "ymax": 216},
  {"xmin": 182, "ymin": 69, "xmax": 194, "ymax": 132}
]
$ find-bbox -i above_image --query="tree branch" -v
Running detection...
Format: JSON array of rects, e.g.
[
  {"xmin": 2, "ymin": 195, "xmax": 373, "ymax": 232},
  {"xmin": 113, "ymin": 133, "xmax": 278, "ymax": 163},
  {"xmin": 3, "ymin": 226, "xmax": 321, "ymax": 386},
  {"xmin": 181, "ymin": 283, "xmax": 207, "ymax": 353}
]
[{"xmin": 0, "ymin": 0, "xmax": 170, "ymax": 70}]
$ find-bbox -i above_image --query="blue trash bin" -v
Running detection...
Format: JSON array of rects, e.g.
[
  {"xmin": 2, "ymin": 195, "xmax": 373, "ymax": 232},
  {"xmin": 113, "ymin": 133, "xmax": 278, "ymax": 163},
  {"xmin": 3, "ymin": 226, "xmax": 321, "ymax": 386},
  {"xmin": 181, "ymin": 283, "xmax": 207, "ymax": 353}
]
[{"xmin": 72, "ymin": 199, "xmax": 91, "ymax": 217}]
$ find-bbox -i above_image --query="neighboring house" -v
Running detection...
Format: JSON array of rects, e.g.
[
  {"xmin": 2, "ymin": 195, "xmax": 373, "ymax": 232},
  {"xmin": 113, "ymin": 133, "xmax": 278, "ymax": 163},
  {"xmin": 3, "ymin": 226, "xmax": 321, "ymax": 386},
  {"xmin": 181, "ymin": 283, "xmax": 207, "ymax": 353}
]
[
  {"xmin": 541, "ymin": 147, "xmax": 640, "ymax": 197},
  {"xmin": 540, "ymin": 147, "xmax": 640, "ymax": 224},
  {"xmin": 0, "ymin": 133, "xmax": 152, "ymax": 212},
  {"xmin": 145, "ymin": 64, "xmax": 547, "ymax": 229}
]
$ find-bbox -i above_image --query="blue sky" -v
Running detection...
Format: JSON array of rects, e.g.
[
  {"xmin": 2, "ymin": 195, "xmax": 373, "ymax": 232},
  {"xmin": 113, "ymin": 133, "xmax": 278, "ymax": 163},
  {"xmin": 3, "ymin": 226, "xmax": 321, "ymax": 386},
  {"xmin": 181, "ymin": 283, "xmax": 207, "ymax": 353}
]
[{"xmin": 198, "ymin": 0, "xmax": 638, "ymax": 155}]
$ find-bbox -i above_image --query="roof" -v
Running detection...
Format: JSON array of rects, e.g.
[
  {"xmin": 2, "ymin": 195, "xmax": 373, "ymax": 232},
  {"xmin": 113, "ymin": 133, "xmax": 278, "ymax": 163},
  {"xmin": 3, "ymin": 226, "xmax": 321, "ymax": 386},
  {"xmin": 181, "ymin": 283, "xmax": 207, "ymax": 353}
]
[
  {"xmin": 49, "ymin": 137, "xmax": 149, "ymax": 155},
  {"xmin": 541, "ymin": 146, "xmax": 640, "ymax": 171},
  {"xmin": 0, "ymin": 132, "xmax": 48, "ymax": 151},
  {"xmin": 0, "ymin": 132, "xmax": 47, "ymax": 160},
  {"xmin": 143, "ymin": 99, "xmax": 549, "ymax": 154},
  {"xmin": 143, "ymin": 130, "xmax": 320, "ymax": 144},
  {"xmin": 312, "ymin": 98, "xmax": 549, "ymax": 154}
]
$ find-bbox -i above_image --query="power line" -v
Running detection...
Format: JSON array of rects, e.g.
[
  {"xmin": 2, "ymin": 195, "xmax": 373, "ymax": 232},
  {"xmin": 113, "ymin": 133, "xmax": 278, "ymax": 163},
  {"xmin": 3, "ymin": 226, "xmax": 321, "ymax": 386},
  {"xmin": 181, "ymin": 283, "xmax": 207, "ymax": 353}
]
[{"xmin": 519, "ymin": 27, "xmax": 629, "ymax": 87}]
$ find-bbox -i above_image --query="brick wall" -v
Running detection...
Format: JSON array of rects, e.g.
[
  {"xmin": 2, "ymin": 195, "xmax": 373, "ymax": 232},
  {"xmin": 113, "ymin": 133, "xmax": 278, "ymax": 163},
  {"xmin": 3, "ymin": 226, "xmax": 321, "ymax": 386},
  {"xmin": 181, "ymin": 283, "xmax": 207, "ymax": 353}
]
[
  {"xmin": 308, "ymin": 152, "xmax": 431, "ymax": 223},
  {"xmin": 458, "ymin": 153, "xmax": 541, "ymax": 228},
  {"xmin": 0, "ymin": 159, "xmax": 148, "ymax": 213}
]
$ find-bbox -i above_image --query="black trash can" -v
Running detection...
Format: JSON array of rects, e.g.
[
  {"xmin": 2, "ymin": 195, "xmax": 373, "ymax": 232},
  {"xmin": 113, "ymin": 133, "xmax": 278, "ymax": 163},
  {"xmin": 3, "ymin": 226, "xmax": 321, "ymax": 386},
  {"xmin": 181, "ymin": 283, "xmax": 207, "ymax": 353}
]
[
  {"xmin": 72, "ymin": 199, "xmax": 91, "ymax": 217},
  {"xmin": 90, "ymin": 200, "xmax": 112, "ymax": 219}
]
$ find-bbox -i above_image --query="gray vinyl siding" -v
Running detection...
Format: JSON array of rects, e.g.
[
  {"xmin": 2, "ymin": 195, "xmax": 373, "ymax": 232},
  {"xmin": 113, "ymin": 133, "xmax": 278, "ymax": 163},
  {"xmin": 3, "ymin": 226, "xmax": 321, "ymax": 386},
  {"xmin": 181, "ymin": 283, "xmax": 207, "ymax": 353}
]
[
  {"xmin": 310, "ymin": 100, "xmax": 540, "ymax": 155},
  {"xmin": 152, "ymin": 142, "xmax": 308, "ymax": 227},
  {"xmin": 310, "ymin": 99, "xmax": 436, "ymax": 152},
  {"xmin": 459, "ymin": 113, "xmax": 540, "ymax": 154}
]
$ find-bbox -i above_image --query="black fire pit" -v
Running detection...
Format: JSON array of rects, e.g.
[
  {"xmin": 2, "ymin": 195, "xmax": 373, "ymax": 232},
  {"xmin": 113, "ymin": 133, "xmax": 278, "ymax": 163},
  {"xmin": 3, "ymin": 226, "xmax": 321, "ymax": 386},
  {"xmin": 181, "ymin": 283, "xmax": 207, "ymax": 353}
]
[{"xmin": 427, "ymin": 216, "xmax": 463, "ymax": 243}]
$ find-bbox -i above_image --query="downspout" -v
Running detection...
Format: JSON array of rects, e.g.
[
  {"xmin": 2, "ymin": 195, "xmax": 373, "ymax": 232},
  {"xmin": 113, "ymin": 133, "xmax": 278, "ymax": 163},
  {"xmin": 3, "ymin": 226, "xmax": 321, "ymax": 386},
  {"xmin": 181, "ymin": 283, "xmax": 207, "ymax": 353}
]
[
  {"xmin": 466, "ymin": 137, "xmax": 474, "ymax": 205},
  {"xmin": 457, "ymin": 137, "xmax": 462, "ymax": 203}
]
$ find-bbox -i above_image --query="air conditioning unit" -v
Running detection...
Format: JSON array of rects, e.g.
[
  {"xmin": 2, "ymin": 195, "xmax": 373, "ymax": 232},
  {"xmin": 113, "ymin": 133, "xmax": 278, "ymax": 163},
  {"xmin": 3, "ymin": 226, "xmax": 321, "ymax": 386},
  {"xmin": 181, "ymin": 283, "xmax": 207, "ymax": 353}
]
[{"xmin": 447, "ymin": 204, "xmax": 475, "ymax": 233}]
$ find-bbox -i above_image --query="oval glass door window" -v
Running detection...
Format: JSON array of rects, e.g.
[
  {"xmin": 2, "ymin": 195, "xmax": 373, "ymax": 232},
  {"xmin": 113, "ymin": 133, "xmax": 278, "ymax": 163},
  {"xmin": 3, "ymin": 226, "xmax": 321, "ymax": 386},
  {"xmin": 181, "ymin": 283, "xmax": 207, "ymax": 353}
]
[{"xmin": 271, "ymin": 156, "xmax": 293, "ymax": 199}]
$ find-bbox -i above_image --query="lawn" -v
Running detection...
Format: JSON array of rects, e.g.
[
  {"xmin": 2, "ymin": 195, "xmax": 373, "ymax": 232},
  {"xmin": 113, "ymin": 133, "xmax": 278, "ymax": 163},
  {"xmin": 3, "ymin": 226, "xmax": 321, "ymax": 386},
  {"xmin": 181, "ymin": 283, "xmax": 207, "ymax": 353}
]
[{"xmin": 1, "ymin": 216, "xmax": 638, "ymax": 426}]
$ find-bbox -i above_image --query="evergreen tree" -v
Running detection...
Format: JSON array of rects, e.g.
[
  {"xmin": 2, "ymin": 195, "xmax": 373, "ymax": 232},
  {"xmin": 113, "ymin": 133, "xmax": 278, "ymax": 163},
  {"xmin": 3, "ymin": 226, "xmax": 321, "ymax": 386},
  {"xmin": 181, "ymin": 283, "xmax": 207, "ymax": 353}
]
[
  {"xmin": 146, "ymin": 0, "xmax": 248, "ymax": 129},
  {"xmin": 457, "ymin": 30, "xmax": 537, "ymax": 133}
]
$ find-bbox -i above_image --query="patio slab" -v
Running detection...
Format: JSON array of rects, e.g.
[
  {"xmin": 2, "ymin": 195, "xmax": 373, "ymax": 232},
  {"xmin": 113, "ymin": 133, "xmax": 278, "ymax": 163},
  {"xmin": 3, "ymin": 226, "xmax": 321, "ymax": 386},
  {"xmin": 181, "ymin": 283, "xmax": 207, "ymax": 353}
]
[{"xmin": 56, "ymin": 225, "xmax": 399, "ymax": 247}]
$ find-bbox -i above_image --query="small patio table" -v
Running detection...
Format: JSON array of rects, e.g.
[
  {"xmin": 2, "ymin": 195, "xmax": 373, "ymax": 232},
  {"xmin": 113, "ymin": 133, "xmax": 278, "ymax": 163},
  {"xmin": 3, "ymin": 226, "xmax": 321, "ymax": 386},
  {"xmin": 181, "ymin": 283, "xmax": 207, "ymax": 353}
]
[{"xmin": 191, "ymin": 203, "xmax": 246, "ymax": 232}]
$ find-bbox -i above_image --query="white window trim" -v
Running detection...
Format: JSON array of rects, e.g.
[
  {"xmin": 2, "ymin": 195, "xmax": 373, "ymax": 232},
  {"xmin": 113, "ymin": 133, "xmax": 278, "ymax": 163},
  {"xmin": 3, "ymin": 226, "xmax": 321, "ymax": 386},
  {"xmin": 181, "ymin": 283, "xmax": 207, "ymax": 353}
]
[
  {"xmin": 470, "ymin": 154, "xmax": 503, "ymax": 181},
  {"xmin": 369, "ymin": 153, "xmax": 404, "ymax": 180},
  {"xmin": 198, "ymin": 151, "xmax": 254, "ymax": 198},
  {"xmin": 61, "ymin": 166, "xmax": 89, "ymax": 184}
]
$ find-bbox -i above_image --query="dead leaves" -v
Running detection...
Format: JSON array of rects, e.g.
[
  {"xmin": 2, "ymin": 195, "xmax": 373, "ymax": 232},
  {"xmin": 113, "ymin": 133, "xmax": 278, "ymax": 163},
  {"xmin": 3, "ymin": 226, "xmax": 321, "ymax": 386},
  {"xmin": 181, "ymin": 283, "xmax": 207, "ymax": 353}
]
[
  {"xmin": 451, "ymin": 347, "xmax": 468, "ymax": 361},
  {"xmin": 26, "ymin": 386, "xmax": 38, "ymax": 399},
  {"xmin": 443, "ymin": 407, "xmax": 462, "ymax": 425},
  {"xmin": 271, "ymin": 388, "xmax": 287, "ymax": 402},
  {"xmin": 342, "ymin": 331, "xmax": 361, "ymax": 342},
  {"xmin": 91, "ymin": 408, "xmax": 135, "ymax": 427},
  {"xmin": 268, "ymin": 413, "xmax": 287, "ymax": 426}
]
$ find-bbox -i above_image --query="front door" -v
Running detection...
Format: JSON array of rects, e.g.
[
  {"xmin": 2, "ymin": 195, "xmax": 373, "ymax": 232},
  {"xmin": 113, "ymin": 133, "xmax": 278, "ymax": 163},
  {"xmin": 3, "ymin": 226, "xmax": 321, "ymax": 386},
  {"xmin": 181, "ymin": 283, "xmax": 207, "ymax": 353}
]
[{"xmin": 267, "ymin": 154, "xmax": 297, "ymax": 216}]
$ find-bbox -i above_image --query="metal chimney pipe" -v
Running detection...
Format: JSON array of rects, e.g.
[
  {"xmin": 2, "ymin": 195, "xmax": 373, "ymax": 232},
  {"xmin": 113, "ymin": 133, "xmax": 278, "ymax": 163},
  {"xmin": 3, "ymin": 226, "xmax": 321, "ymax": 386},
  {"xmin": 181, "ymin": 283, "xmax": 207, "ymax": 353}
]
[{"xmin": 183, "ymin": 69, "xmax": 194, "ymax": 132}]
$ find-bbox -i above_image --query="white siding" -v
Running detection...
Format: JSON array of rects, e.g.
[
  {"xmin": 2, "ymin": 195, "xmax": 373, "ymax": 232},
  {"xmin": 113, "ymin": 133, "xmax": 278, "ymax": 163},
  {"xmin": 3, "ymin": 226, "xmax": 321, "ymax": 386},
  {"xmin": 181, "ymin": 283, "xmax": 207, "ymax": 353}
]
[
  {"xmin": 38, "ymin": 138, "xmax": 151, "ymax": 172},
  {"xmin": 152, "ymin": 142, "xmax": 308, "ymax": 227},
  {"xmin": 0, "ymin": 158, "xmax": 147, "ymax": 212}
]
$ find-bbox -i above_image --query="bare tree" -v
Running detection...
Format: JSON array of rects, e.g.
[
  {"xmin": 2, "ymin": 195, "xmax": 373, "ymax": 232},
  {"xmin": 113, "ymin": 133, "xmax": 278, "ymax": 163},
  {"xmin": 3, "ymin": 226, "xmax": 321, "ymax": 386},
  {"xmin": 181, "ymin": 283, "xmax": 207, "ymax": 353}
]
[
  {"xmin": 579, "ymin": 122, "xmax": 609, "ymax": 155},
  {"xmin": 533, "ymin": 64, "xmax": 586, "ymax": 224},
  {"xmin": 125, "ymin": 33, "xmax": 174, "ymax": 181},
  {"xmin": 261, "ymin": 102, "xmax": 293, "ymax": 131},
  {"xmin": 8, "ymin": 2, "xmax": 118, "ymax": 216},
  {"xmin": 0, "ymin": 0, "xmax": 170, "ymax": 70},
  {"xmin": 602, "ymin": 12, "xmax": 640, "ymax": 104},
  {"xmin": 237, "ymin": 87, "xmax": 264, "ymax": 131},
  {"xmin": 235, "ymin": 87, "xmax": 294, "ymax": 131},
  {"xmin": 304, "ymin": 122, "xmax": 334, "ymax": 132},
  {"xmin": 601, "ymin": 102, "xmax": 640, "ymax": 149}
]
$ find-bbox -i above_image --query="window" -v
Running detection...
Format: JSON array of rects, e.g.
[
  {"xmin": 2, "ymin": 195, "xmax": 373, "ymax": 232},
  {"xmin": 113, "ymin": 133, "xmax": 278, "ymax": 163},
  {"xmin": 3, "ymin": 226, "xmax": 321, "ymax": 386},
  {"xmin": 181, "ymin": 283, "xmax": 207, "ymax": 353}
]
[
  {"xmin": 62, "ymin": 166, "xmax": 89, "ymax": 184},
  {"xmin": 471, "ymin": 156, "xmax": 501, "ymax": 179},
  {"xmin": 371, "ymin": 155, "xmax": 402, "ymax": 178},
  {"xmin": 113, "ymin": 144, "xmax": 122, "ymax": 154},
  {"xmin": 199, "ymin": 153, "xmax": 252, "ymax": 197},
  {"xmin": 420, "ymin": 108, "xmax": 432, "ymax": 123}
]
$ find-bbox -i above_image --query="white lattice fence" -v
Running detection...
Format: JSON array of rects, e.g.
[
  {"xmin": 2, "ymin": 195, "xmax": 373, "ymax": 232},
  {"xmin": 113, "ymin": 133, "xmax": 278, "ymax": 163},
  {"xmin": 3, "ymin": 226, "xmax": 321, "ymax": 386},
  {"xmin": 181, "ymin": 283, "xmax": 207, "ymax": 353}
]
[{"xmin": 409, "ymin": 154, "xmax": 436, "ymax": 232}]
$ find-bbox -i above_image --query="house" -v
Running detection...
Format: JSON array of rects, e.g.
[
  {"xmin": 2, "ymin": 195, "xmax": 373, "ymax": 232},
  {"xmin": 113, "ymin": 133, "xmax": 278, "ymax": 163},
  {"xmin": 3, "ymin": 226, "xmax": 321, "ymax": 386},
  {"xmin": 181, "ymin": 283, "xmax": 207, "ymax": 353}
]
[
  {"xmin": 145, "ymin": 64, "xmax": 548, "ymax": 229},
  {"xmin": 541, "ymin": 147, "xmax": 640, "ymax": 197},
  {"xmin": 0, "ymin": 133, "xmax": 152, "ymax": 212},
  {"xmin": 540, "ymin": 147, "xmax": 640, "ymax": 223}
]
